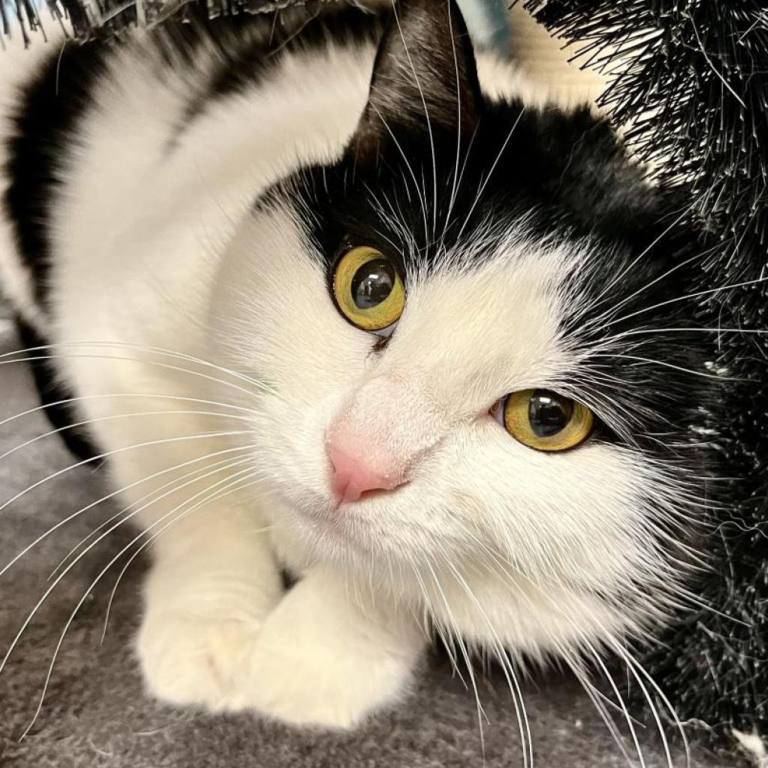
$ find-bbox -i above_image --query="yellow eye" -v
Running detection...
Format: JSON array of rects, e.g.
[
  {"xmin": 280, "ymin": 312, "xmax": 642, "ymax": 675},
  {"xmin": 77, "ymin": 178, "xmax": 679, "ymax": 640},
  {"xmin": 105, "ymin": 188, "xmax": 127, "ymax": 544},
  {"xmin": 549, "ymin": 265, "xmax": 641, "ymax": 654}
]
[
  {"xmin": 332, "ymin": 246, "xmax": 405, "ymax": 332},
  {"xmin": 503, "ymin": 389, "xmax": 594, "ymax": 452}
]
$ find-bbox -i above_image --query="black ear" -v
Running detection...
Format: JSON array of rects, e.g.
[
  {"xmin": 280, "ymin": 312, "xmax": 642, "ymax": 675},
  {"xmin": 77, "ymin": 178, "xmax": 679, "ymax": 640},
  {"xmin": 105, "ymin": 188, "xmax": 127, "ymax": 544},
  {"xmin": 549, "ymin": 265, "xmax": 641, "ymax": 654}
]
[{"xmin": 353, "ymin": 0, "xmax": 482, "ymax": 161}]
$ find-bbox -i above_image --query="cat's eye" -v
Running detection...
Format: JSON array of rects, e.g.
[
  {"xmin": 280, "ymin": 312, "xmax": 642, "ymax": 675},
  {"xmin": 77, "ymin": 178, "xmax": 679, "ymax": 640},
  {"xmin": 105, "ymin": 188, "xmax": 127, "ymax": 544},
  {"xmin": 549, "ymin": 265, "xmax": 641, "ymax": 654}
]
[
  {"xmin": 332, "ymin": 246, "xmax": 405, "ymax": 332},
  {"xmin": 501, "ymin": 389, "xmax": 594, "ymax": 452}
]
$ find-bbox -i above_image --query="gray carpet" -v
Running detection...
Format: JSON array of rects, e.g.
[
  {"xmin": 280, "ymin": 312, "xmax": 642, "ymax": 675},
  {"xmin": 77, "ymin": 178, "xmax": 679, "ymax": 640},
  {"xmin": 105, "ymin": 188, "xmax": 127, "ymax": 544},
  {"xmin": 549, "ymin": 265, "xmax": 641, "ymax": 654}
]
[{"xmin": 0, "ymin": 321, "xmax": 737, "ymax": 767}]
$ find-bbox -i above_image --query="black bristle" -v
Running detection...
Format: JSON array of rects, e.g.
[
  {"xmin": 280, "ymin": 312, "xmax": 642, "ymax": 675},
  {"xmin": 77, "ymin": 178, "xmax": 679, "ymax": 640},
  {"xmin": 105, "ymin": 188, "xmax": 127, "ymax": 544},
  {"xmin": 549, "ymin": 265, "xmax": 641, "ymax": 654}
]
[{"xmin": 524, "ymin": 1, "xmax": 768, "ymax": 278}]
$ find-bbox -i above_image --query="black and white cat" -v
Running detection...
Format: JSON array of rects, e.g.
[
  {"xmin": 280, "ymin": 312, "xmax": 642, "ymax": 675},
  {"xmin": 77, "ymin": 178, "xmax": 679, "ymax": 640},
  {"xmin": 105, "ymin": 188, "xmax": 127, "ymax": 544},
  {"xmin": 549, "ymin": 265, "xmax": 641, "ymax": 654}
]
[{"xmin": 0, "ymin": 0, "xmax": 759, "ymax": 757}]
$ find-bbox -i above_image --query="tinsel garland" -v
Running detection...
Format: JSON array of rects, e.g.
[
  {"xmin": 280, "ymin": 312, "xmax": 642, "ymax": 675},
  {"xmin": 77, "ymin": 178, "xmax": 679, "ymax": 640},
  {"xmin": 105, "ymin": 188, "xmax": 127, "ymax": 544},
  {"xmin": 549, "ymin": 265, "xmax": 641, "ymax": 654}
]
[
  {"xmin": 524, "ymin": 1, "xmax": 768, "ymax": 272},
  {"xmin": 0, "ymin": 0, "xmax": 306, "ymax": 43}
]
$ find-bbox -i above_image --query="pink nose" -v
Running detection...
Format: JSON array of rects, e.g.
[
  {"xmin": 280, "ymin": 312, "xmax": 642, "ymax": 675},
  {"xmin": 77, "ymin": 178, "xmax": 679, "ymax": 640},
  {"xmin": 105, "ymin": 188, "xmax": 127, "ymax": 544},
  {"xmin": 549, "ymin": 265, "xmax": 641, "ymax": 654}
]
[{"xmin": 328, "ymin": 444, "xmax": 404, "ymax": 504}]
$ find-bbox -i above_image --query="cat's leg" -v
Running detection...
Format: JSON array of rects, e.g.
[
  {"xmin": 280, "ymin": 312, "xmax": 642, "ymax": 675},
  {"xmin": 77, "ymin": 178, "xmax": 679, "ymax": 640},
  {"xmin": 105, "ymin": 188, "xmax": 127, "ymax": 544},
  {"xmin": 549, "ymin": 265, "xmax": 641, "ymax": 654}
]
[
  {"xmin": 135, "ymin": 473, "xmax": 283, "ymax": 710},
  {"xmin": 238, "ymin": 565, "xmax": 426, "ymax": 728},
  {"xmin": 70, "ymin": 363, "xmax": 283, "ymax": 710}
]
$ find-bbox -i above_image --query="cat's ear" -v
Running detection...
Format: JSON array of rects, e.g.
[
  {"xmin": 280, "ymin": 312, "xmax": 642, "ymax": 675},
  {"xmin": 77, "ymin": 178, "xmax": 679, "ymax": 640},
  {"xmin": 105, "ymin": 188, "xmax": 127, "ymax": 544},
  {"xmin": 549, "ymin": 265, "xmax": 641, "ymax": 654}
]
[{"xmin": 352, "ymin": 0, "xmax": 482, "ymax": 162}]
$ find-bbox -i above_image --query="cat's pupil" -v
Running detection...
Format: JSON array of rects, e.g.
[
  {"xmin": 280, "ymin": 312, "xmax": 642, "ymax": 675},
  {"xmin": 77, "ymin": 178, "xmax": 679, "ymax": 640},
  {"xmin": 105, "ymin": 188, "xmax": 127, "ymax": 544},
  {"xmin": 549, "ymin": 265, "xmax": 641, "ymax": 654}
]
[
  {"xmin": 350, "ymin": 259, "xmax": 395, "ymax": 309},
  {"xmin": 528, "ymin": 390, "xmax": 573, "ymax": 437}
]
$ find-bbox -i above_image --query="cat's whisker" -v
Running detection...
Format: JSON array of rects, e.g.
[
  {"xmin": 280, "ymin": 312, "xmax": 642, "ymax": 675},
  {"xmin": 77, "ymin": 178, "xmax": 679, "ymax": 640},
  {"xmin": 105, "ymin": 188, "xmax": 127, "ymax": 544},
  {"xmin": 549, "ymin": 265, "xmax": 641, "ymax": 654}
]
[
  {"xmin": 0, "ymin": 350, "xmax": 276, "ymax": 405},
  {"xmin": 422, "ymin": 556, "xmax": 489, "ymax": 756},
  {"xmin": 0, "ymin": 457, "xmax": 258, "ymax": 680},
  {"xmin": 0, "ymin": 392, "xmax": 256, "ymax": 432},
  {"xmin": 0, "ymin": 430, "xmax": 253, "ymax": 517},
  {"xmin": 407, "ymin": 563, "xmax": 467, "ymax": 685},
  {"xmin": 598, "ymin": 326, "xmax": 768, "ymax": 348},
  {"xmin": 48, "ymin": 451, "xmax": 255, "ymax": 581},
  {"xmin": 611, "ymin": 641, "xmax": 692, "ymax": 768},
  {"xmin": 469, "ymin": 516, "xmax": 684, "ymax": 766},
  {"xmin": 17, "ymin": 468, "xmax": 265, "ymax": 740},
  {"xmin": 578, "ymin": 203, "xmax": 700, "ymax": 323},
  {"xmin": 0, "ymin": 407, "xmax": 253, "ymax": 464},
  {"xmin": 442, "ymin": 0, "xmax": 464, "ymax": 245},
  {"xmin": 612, "ymin": 650, "xmax": 679, "ymax": 768},
  {"xmin": 100, "ymin": 482, "xmax": 273, "ymax": 644},
  {"xmin": 446, "ymin": 119, "xmax": 480, "ymax": 244},
  {"xmin": 450, "ymin": 511, "xmax": 706, "ymax": 760},
  {"xmin": 368, "ymin": 103, "xmax": 430, "ymax": 244},
  {"xmin": 586, "ymin": 269, "xmax": 768, "ymax": 337},
  {"xmin": 570, "ymin": 183, "xmax": 718, "ymax": 330},
  {"xmin": 559, "ymin": 645, "xmax": 642, "ymax": 757},
  {"xmin": 0, "ymin": 340, "xmax": 275, "ymax": 401},
  {"xmin": 453, "ymin": 108, "xmax": 525, "ymax": 245},
  {"xmin": 390, "ymin": 0, "xmax": 438, "ymax": 239},
  {"xmin": 1, "ymin": 445, "xmax": 252, "ymax": 581},
  {"xmin": 586, "ymin": 352, "xmax": 737, "ymax": 382},
  {"xmin": 413, "ymin": 562, "xmax": 468, "ymax": 683},
  {"xmin": 443, "ymin": 559, "xmax": 534, "ymax": 768},
  {"xmin": 583, "ymin": 642, "xmax": 652, "ymax": 768},
  {"xmin": 361, "ymin": 186, "xmax": 405, "ymax": 253}
]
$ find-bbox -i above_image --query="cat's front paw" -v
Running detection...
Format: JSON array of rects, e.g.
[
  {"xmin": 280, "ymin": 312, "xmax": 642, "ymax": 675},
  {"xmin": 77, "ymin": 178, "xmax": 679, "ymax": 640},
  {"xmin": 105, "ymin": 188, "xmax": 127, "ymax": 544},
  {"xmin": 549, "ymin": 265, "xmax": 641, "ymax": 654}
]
[
  {"xmin": 137, "ymin": 611, "xmax": 260, "ymax": 710},
  {"xmin": 243, "ymin": 624, "xmax": 417, "ymax": 729},
  {"xmin": 238, "ymin": 569, "xmax": 425, "ymax": 729}
]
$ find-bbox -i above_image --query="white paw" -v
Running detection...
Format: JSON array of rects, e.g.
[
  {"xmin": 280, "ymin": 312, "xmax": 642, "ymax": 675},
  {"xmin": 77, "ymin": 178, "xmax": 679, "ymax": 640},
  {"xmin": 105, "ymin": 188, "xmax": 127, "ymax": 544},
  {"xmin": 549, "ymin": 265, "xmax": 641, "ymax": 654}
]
[
  {"xmin": 242, "ymin": 627, "xmax": 417, "ymax": 729},
  {"xmin": 137, "ymin": 611, "xmax": 260, "ymax": 710},
  {"xmin": 235, "ymin": 568, "xmax": 425, "ymax": 729},
  {"xmin": 136, "ymin": 566, "xmax": 424, "ymax": 728}
]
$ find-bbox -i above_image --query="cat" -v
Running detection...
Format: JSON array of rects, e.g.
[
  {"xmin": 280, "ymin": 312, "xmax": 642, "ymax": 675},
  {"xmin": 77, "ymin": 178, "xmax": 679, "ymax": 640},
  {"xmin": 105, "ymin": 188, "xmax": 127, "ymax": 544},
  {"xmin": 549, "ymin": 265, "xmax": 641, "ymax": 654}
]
[{"xmin": 0, "ymin": 0, "xmax": 759, "ymax": 756}]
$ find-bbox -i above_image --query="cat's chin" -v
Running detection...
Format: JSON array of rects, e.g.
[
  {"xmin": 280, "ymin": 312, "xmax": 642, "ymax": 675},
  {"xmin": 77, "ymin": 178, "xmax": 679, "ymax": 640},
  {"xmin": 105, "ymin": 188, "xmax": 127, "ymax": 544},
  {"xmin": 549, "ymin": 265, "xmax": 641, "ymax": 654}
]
[
  {"xmin": 295, "ymin": 499, "xmax": 384, "ymax": 554},
  {"xmin": 273, "ymin": 488, "xmax": 416, "ymax": 567}
]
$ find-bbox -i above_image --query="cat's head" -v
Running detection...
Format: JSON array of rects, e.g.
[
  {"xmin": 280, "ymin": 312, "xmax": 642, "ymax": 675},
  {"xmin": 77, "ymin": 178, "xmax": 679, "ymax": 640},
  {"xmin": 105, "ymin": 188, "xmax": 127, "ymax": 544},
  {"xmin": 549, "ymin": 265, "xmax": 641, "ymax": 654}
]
[{"xmin": 213, "ymin": 0, "xmax": 718, "ymax": 654}]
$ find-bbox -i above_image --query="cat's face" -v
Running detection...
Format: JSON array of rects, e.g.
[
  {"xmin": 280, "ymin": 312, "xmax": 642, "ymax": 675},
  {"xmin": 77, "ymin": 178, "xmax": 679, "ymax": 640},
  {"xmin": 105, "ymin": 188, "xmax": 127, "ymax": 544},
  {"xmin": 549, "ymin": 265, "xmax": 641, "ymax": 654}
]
[{"xmin": 213, "ymin": 0, "xmax": 715, "ymax": 651}]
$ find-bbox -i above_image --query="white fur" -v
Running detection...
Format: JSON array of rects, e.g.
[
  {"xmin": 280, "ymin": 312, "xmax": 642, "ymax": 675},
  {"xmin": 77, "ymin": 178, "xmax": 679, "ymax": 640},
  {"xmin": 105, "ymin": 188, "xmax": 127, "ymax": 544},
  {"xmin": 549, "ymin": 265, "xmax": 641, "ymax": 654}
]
[
  {"xmin": 734, "ymin": 729, "xmax": 768, "ymax": 767},
  {"xmin": 0, "ymin": 25, "xmax": 681, "ymax": 728}
]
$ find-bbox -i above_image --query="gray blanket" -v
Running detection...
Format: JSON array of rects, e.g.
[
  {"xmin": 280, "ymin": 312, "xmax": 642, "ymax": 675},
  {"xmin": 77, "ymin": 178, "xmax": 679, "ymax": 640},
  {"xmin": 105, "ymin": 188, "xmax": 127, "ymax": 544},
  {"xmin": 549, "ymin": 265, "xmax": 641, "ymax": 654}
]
[{"xmin": 0, "ymin": 322, "xmax": 733, "ymax": 767}]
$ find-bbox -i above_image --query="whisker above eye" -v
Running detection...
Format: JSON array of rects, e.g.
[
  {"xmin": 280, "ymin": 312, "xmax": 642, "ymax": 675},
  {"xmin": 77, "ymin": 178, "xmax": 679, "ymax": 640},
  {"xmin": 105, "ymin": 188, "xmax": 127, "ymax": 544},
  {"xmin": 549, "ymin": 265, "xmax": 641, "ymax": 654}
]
[
  {"xmin": 390, "ymin": 2, "xmax": 438, "ymax": 240},
  {"xmin": 453, "ymin": 108, "xmax": 525, "ymax": 245},
  {"xmin": 368, "ymin": 103, "xmax": 430, "ymax": 245}
]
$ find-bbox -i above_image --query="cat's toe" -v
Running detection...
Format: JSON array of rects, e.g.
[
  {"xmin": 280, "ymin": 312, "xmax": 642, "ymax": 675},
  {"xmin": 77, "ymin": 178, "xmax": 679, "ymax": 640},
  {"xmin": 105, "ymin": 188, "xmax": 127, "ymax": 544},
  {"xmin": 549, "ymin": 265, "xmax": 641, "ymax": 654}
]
[{"xmin": 137, "ymin": 612, "xmax": 258, "ymax": 710}]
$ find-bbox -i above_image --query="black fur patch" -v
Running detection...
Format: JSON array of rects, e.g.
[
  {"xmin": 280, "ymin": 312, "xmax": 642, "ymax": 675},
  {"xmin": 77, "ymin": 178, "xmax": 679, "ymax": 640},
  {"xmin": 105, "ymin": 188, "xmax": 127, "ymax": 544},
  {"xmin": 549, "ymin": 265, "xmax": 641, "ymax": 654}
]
[
  {"xmin": 170, "ymin": 7, "xmax": 385, "ymax": 142},
  {"xmin": 14, "ymin": 316, "xmax": 99, "ymax": 462},
  {"xmin": 3, "ymin": 38, "xmax": 109, "ymax": 312}
]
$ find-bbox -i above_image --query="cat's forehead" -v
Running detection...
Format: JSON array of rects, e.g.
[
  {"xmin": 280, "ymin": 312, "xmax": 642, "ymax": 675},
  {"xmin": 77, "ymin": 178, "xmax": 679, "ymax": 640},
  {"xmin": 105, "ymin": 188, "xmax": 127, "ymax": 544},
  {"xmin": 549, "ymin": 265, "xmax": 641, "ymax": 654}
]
[{"xmin": 345, "ymin": 231, "xmax": 587, "ymax": 411}]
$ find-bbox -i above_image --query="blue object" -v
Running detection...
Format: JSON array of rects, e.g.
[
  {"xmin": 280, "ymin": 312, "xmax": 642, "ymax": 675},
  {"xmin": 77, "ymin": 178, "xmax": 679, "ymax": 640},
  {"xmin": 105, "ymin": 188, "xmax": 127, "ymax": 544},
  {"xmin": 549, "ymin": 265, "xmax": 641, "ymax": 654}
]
[{"xmin": 456, "ymin": 0, "xmax": 510, "ymax": 54}]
